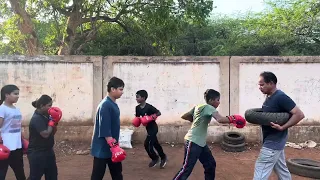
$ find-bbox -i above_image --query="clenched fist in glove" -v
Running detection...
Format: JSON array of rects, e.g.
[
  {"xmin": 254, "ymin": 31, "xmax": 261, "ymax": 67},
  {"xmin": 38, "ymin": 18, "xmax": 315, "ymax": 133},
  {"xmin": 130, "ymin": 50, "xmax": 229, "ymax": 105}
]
[
  {"xmin": 107, "ymin": 138, "xmax": 126, "ymax": 162},
  {"xmin": 0, "ymin": 144, "xmax": 10, "ymax": 160},
  {"xmin": 141, "ymin": 114, "xmax": 158, "ymax": 126},
  {"xmin": 132, "ymin": 117, "xmax": 141, "ymax": 127},
  {"xmin": 48, "ymin": 107, "xmax": 62, "ymax": 127},
  {"xmin": 227, "ymin": 115, "xmax": 246, "ymax": 128}
]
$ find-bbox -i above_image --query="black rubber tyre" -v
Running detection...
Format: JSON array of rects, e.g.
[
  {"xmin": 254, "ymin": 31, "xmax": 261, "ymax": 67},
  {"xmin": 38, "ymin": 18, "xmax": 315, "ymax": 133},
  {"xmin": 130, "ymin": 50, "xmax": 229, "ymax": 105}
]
[
  {"xmin": 220, "ymin": 141, "xmax": 246, "ymax": 152},
  {"xmin": 244, "ymin": 108, "xmax": 290, "ymax": 126},
  {"xmin": 286, "ymin": 158, "xmax": 320, "ymax": 179},
  {"xmin": 223, "ymin": 132, "xmax": 245, "ymax": 145}
]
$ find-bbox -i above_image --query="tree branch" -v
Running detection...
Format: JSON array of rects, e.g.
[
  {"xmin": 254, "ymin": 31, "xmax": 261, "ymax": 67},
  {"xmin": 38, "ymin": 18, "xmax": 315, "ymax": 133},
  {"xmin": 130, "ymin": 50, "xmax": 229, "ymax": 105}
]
[
  {"xmin": 74, "ymin": 27, "xmax": 100, "ymax": 54},
  {"xmin": 115, "ymin": 20, "xmax": 130, "ymax": 33},
  {"xmin": 107, "ymin": 0, "xmax": 116, "ymax": 8},
  {"xmin": 51, "ymin": 5, "xmax": 72, "ymax": 16},
  {"xmin": 81, "ymin": 7, "xmax": 126, "ymax": 24},
  {"xmin": 8, "ymin": 0, "xmax": 43, "ymax": 55}
]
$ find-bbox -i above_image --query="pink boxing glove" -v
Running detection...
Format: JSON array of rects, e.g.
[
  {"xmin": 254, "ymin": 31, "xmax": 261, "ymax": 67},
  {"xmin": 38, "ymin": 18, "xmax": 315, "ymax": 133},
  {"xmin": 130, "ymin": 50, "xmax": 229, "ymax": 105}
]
[{"xmin": 227, "ymin": 115, "xmax": 246, "ymax": 128}]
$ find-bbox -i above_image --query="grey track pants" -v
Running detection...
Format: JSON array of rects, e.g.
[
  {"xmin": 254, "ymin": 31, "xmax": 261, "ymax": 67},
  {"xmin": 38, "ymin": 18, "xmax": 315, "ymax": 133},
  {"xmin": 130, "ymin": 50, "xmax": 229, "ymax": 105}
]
[{"xmin": 253, "ymin": 147, "xmax": 292, "ymax": 180}]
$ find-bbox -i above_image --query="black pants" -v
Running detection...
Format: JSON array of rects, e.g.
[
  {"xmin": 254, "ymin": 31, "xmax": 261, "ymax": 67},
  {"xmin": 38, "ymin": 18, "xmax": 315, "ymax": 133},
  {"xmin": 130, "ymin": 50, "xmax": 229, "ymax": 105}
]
[
  {"xmin": 0, "ymin": 148, "xmax": 26, "ymax": 180},
  {"xmin": 91, "ymin": 157, "xmax": 123, "ymax": 180},
  {"xmin": 144, "ymin": 134, "xmax": 166, "ymax": 160},
  {"xmin": 27, "ymin": 149, "xmax": 57, "ymax": 180},
  {"xmin": 173, "ymin": 140, "xmax": 216, "ymax": 180}
]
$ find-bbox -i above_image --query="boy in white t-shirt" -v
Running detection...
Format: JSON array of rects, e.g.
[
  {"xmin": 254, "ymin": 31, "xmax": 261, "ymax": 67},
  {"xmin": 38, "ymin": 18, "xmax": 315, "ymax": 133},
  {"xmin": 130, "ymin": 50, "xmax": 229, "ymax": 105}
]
[{"xmin": 0, "ymin": 84, "xmax": 27, "ymax": 180}]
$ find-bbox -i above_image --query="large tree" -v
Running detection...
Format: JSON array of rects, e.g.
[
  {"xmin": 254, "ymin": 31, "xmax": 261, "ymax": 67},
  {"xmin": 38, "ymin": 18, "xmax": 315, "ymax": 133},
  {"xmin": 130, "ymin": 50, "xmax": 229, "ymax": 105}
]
[{"xmin": 0, "ymin": 0, "xmax": 214, "ymax": 55}]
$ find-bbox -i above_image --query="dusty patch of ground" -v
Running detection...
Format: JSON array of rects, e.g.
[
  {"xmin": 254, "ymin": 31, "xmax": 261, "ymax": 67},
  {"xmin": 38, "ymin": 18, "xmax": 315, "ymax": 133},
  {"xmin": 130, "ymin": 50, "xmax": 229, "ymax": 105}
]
[{"xmin": 6, "ymin": 141, "xmax": 320, "ymax": 180}]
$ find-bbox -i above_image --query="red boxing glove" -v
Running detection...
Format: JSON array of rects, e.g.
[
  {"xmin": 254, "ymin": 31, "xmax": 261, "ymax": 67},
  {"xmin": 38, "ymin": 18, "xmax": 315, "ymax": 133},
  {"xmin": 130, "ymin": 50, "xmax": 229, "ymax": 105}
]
[
  {"xmin": 132, "ymin": 117, "xmax": 141, "ymax": 127},
  {"xmin": 48, "ymin": 107, "xmax": 62, "ymax": 127},
  {"xmin": 227, "ymin": 115, "xmax": 246, "ymax": 128},
  {"xmin": 22, "ymin": 138, "xmax": 29, "ymax": 154},
  {"xmin": 107, "ymin": 139, "xmax": 126, "ymax": 163},
  {"xmin": 141, "ymin": 114, "xmax": 158, "ymax": 126},
  {"xmin": 0, "ymin": 144, "xmax": 10, "ymax": 160}
]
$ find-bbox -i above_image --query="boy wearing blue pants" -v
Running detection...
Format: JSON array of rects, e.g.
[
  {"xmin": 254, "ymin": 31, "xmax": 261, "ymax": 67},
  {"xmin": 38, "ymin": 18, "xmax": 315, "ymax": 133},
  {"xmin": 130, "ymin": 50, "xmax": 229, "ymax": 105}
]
[{"xmin": 173, "ymin": 89, "xmax": 246, "ymax": 180}]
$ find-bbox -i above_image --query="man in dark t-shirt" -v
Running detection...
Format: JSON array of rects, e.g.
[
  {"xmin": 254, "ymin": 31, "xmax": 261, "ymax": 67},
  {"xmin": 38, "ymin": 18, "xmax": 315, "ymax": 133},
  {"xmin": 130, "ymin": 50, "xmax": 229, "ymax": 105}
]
[{"xmin": 253, "ymin": 71, "xmax": 305, "ymax": 180}]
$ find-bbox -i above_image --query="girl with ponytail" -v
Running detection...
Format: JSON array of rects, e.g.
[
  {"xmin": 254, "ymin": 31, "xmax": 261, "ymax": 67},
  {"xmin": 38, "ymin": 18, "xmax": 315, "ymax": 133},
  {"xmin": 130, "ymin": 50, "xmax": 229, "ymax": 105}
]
[
  {"xmin": 0, "ymin": 84, "xmax": 27, "ymax": 180},
  {"xmin": 28, "ymin": 94, "xmax": 59, "ymax": 180}
]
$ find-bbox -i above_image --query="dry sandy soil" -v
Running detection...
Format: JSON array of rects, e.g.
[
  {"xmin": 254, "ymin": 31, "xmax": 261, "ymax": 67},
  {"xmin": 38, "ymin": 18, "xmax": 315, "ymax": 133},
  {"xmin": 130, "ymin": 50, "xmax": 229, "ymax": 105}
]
[{"xmin": 6, "ymin": 141, "xmax": 320, "ymax": 180}]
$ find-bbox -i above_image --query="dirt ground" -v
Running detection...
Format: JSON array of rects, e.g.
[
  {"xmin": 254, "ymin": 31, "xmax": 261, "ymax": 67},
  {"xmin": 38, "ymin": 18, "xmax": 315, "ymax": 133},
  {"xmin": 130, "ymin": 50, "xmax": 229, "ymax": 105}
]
[{"xmin": 6, "ymin": 141, "xmax": 320, "ymax": 180}]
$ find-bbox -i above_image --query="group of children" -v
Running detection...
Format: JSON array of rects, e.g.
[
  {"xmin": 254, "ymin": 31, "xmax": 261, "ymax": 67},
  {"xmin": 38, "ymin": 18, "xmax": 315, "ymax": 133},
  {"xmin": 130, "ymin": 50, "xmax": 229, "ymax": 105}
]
[
  {"xmin": 0, "ymin": 84, "xmax": 62, "ymax": 180},
  {"xmin": 0, "ymin": 72, "xmax": 300, "ymax": 180},
  {"xmin": 90, "ymin": 76, "xmax": 246, "ymax": 180}
]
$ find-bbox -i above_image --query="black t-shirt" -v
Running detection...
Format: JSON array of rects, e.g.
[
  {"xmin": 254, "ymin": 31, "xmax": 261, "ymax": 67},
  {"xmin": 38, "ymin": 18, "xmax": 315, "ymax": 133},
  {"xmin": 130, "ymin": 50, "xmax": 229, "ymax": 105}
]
[
  {"xmin": 135, "ymin": 103, "xmax": 160, "ymax": 136},
  {"xmin": 28, "ymin": 111, "xmax": 55, "ymax": 153}
]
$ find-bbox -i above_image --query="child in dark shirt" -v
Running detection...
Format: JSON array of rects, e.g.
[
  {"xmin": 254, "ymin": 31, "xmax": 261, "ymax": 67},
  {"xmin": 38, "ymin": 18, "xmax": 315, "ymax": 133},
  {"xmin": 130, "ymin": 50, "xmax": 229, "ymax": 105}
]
[{"xmin": 135, "ymin": 90, "xmax": 167, "ymax": 168}]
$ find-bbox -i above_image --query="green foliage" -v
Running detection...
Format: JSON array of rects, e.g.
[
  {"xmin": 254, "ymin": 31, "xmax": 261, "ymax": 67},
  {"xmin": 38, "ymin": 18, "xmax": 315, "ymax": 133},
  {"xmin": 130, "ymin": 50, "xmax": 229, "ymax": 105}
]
[
  {"xmin": 0, "ymin": 15, "xmax": 26, "ymax": 55},
  {"xmin": 1, "ymin": 0, "xmax": 320, "ymax": 56}
]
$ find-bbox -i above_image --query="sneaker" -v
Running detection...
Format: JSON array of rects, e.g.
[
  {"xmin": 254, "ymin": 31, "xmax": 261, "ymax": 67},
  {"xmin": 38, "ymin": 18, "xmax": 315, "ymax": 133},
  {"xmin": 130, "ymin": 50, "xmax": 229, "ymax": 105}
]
[
  {"xmin": 149, "ymin": 158, "xmax": 159, "ymax": 167},
  {"xmin": 160, "ymin": 155, "xmax": 167, "ymax": 168}
]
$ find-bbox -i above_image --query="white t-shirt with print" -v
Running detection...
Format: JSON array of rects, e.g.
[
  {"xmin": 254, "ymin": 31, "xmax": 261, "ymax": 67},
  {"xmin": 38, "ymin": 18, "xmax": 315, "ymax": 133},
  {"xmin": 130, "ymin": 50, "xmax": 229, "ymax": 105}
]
[{"xmin": 0, "ymin": 104, "xmax": 22, "ymax": 151}]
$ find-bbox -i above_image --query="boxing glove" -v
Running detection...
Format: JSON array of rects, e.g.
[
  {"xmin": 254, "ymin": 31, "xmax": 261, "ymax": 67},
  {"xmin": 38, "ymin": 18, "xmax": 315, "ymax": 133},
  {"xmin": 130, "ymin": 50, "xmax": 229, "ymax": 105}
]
[
  {"xmin": 0, "ymin": 144, "xmax": 10, "ymax": 160},
  {"xmin": 48, "ymin": 107, "xmax": 62, "ymax": 127},
  {"xmin": 227, "ymin": 115, "xmax": 246, "ymax": 128},
  {"xmin": 107, "ymin": 138, "xmax": 126, "ymax": 163},
  {"xmin": 132, "ymin": 117, "xmax": 141, "ymax": 127},
  {"xmin": 141, "ymin": 114, "xmax": 158, "ymax": 126},
  {"xmin": 22, "ymin": 138, "xmax": 29, "ymax": 154}
]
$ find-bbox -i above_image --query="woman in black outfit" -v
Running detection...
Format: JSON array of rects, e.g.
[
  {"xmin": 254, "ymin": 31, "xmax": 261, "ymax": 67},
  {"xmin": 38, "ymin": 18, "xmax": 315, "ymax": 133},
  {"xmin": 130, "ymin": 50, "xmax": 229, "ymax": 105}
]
[{"xmin": 27, "ymin": 95, "xmax": 62, "ymax": 180}]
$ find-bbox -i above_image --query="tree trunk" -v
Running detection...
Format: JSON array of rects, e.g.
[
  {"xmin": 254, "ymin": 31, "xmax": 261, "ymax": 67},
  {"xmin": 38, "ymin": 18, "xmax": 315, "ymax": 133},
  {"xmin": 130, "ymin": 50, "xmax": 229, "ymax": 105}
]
[
  {"xmin": 58, "ymin": 5, "xmax": 83, "ymax": 55},
  {"xmin": 8, "ymin": 0, "xmax": 43, "ymax": 55}
]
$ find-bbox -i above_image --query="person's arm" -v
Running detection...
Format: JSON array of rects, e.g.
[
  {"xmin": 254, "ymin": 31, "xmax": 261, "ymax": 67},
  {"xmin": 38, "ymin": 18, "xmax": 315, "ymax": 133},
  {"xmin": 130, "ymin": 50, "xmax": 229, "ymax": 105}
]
[
  {"xmin": 52, "ymin": 126, "xmax": 58, "ymax": 135},
  {"xmin": 32, "ymin": 118, "xmax": 54, "ymax": 138},
  {"xmin": 149, "ymin": 104, "xmax": 161, "ymax": 116},
  {"xmin": 135, "ymin": 106, "xmax": 140, "ymax": 117},
  {"xmin": 270, "ymin": 94, "xmax": 305, "ymax": 131},
  {"xmin": 97, "ymin": 103, "xmax": 113, "ymax": 142},
  {"xmin": 181, "ymin": 107, "xmax": 195, "ymax": 122},
  {"xmin": 212, "ymin": 111, "xmax": 230, "ymax": 124},
  {"xmin": 0, "ymin": 107, "xmax": 5, "ymax": 143},
  {"xmin": 0, "ymin": 118, "xmax": 3, "ymax": 143}
]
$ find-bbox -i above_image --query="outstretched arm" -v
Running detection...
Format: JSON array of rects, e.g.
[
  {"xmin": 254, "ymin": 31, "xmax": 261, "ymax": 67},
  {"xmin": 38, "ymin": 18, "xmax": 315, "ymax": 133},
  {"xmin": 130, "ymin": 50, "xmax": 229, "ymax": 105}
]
[
  {"xmin": 212, "ymin": 111, "xmax": 246, "ymax": 128},
  {"xmin": 212, "ymin": 111, "xmax": 230, "ymax": 124}
]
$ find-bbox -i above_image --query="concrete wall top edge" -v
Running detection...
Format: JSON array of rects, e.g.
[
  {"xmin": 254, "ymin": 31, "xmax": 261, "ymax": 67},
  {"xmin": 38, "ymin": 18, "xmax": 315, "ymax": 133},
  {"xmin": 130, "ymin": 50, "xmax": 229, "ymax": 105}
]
[
  {"xmin": 232, "ymin": 56, "xmax": 320, "ymax": 63},
  {"xmin": 104, "ymin": 56, "xmax": 229, "ymax": 63},
  {"xmin": 0, "ymin": 55, "xmax": 102, "ymax": 63}
]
